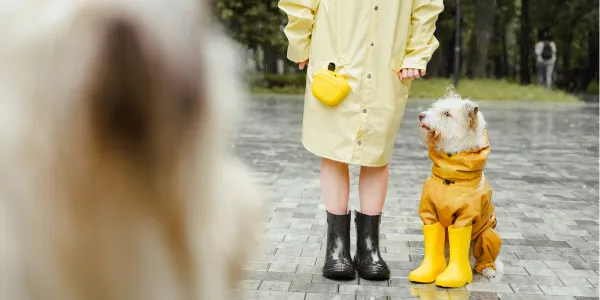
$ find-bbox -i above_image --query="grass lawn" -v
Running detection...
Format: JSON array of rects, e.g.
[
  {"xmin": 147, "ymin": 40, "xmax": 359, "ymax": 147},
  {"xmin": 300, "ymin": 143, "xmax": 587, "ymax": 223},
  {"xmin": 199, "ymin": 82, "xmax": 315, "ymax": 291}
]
[{"xmin": 253, "ymin": 78, "xmax": 579, "ymax": 102}]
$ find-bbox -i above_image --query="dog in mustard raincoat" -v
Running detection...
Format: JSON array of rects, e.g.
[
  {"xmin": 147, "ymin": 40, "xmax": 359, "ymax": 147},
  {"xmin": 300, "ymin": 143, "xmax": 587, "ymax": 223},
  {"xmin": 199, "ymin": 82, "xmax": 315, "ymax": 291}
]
[{"xmin": 409, "ymin": 88, "xmax": 502, "ymax": 288}]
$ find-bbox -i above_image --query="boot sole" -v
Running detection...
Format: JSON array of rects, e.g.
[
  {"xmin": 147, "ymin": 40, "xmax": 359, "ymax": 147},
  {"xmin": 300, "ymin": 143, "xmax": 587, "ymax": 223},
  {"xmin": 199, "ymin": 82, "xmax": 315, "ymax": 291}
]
[
  {"xmin": 357, "ymin": 271, "xmax": 390, "ymax": 281},
  {"xmin": 435, "ymin": 278, "xmax": 472, "ymax": 288},
  {"xmin": 322, "ymin": 269, "xmax": 356, "ymax": 280}
]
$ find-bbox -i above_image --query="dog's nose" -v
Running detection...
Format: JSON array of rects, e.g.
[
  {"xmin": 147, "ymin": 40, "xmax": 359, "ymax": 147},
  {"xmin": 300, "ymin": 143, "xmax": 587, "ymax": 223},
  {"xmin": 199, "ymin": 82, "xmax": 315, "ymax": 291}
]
[{"xmin": 418, "ymin": 113, "xmax": 425, "ymax": 121}]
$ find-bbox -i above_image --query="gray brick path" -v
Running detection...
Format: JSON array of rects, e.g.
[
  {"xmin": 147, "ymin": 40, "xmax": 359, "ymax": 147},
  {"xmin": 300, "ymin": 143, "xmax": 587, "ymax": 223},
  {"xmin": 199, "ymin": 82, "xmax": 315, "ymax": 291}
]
[{"xmin": 233, "ymin": 96, "xmax": 599, "ymax": 300}]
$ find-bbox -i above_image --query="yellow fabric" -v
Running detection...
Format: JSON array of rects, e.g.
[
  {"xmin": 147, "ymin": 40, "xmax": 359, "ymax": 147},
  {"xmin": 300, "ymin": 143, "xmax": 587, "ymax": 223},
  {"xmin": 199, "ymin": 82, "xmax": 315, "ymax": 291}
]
[
  {"xmin": 279, "ymin": 0, "xmax": 444, "ymax": 166},
  {"xmin": 418, "ymin": 133, "xmax": 501, "ymax": 273},
  {"xmin": 435, "ymin": 225, "xmax": 473, "ymax": 288},
  {"xmin": 409, "ymin": 222, "xmax": 447, "ymax": 283}
]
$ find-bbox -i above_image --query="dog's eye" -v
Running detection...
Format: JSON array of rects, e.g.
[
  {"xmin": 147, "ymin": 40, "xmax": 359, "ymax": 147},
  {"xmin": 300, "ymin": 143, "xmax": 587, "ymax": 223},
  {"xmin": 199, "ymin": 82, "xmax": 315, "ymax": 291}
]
[{"xmin": 443, "ymin": 111, "xmax": 451, "ymax": 117}]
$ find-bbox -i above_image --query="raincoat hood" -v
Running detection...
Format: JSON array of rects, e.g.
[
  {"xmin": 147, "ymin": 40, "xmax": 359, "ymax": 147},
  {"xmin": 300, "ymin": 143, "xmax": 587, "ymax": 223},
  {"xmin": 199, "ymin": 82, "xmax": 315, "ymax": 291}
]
[{"xmin": 428, "ymin": 134, "xmax": 490, "ymax": 182}]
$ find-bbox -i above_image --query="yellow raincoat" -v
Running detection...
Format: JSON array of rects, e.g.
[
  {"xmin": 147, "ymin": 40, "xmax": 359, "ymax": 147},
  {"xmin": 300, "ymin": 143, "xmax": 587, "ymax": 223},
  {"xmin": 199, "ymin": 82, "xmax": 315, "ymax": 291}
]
[
  {"xmin": 419, "ymin": 137, "xmax": 501, "ymax": 272},
  {"xmin": 279, "ymin": 0, "xmax": 444, "ymax": 166}
]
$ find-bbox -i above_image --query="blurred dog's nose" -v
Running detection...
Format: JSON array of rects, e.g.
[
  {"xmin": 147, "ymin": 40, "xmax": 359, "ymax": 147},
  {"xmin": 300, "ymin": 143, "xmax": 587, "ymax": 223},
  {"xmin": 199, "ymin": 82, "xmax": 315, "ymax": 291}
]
[{"xmin": 418, "ymin": 113, "xmax": 425, "ymax": 121}]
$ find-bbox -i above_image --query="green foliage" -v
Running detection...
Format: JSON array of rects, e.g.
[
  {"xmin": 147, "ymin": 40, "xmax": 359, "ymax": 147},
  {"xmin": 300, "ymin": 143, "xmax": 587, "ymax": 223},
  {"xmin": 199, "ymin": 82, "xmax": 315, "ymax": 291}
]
[
  {"xmin": 254, "ymin": 78, "xmax": 579, "ymax": 102},
  {"xmin": 409, "ymin": 79, "xmax": 578, "ymax": 102},
  {"xmin": 261, "ymin": 74, "xmax": 307, "ymax": 88},
  {"xmin": 215, "ymin": 0, "xmax": 287, "ymax": 52},
  {"xmin": 215, "ymin": 0, "xmax": 598, "ymax": 95}
]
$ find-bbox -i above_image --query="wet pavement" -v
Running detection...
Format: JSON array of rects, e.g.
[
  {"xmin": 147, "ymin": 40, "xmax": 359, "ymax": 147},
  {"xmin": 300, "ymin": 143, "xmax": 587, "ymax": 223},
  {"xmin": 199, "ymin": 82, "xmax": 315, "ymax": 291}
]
[{"xmin": 233, "ymin": 96, "xmax": 599, "ymax": 300}]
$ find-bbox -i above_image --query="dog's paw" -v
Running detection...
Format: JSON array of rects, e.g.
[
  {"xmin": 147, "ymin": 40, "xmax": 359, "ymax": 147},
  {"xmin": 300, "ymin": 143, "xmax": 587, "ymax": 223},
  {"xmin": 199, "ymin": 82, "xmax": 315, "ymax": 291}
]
[{"xmin": 481, "ymin": 268, "xmax": 496, "ymax": 278}]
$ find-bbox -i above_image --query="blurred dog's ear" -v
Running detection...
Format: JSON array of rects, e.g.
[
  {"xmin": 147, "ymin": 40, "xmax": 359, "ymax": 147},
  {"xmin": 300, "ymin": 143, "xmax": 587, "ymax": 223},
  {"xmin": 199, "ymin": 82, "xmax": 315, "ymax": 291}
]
[
  {"xmin": 467, "ymin": 103, "xmax": 479, "ymax": 131},
  {"xmin": 87, "ymin": 16, "xmax": 201, "ymax": 162},
  {"xmin": 88, "ymin": 18, "xmax": 155, "ymax": 153}
]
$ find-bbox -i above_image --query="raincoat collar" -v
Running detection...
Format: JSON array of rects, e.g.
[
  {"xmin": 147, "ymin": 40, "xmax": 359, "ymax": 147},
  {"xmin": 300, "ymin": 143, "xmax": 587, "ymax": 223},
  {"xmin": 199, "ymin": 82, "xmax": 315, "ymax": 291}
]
[{"xmin": 428, "ymin": 132, "xmax": 490, "ymax": 183}]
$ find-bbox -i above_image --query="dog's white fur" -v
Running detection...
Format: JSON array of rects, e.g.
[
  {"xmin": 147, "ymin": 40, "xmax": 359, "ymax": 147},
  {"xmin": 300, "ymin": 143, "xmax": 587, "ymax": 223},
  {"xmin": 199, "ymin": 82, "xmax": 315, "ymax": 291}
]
[
  {"xmin": 419, "ymin": 87, "xmax": 488, "ymax": 154},
  {"xmin": 0, "ymin": 1, "xmax": 262, "ymax": 299},
  {"xmin": 419, "ymin": 87, "xmax": 502, "ymax": 279}
]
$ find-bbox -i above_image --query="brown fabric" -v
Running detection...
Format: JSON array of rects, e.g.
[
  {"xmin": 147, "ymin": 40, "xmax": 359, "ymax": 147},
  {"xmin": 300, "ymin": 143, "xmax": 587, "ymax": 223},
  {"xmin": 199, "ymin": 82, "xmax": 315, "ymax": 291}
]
[{"xmin": 473, "ymin": 226, "xmax": 501, "ymax": 272}]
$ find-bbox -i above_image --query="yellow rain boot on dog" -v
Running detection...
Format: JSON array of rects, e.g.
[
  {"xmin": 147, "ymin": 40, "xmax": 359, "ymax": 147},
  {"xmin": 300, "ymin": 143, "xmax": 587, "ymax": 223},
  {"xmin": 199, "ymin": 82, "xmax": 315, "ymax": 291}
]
[
  {"xmin": 409, "ymin": 222, "xmax": 447, "ymax": 283},
  {"xmin": 435, "ymin": 225, "xmax": 473, "ymax": 288}
]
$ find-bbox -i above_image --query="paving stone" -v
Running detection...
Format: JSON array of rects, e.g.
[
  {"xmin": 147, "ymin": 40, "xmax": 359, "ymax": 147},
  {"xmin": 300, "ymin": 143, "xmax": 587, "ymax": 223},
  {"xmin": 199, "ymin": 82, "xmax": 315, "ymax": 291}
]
[
  {"xmin": 497, "ymin": 294, "xmax": 577, "ymax": 300},
  {"xmin": 539, "ymin": 285, "xmax": 599, "ymax": 297},
  {"xmin": 268, "ymin": 263, "xmax": 298, "ymax": 273},
  {"xmin": 467, "ymin": 282, "xmax": 514, "ymax": 293},
  {"xmin": 242, "ymin": 271, "xmax": 314, "ymax": 283},
  {"xmin": 546, "ymin": 260, "xmax": 576, "ymax": 269},
  {"xmin": 338, "ymin": 285, "xmax": 410, "ymax": 297},
  {"xmin": 289, "ymin": 282, "xmax": 338, "ymax": 294},
  {"xmin": 526, "ymin": 268, "xmax": 598, "ymax": 278},
  {"xmin": 243, "ymin": 261, "xmax": 270, "ymax": 271},
  {"xmin": 258, "ymin": 280, "xmax": 291, "ymax": 291},
  {"xmin": 509, "ymin": 284, "xmax": 544, "ymax": 295},
  {"xmin": 305, "ymin": 293, "xmax": 356, "ymax": 300},
  {"xmin": 235, "ymin": 290, "xmax": 306, "ymax": 300},
  {"xmin": 467, "ymin": 292, "xmax": 502, "ymax": 300},
  {"xmin": 238, "ymin": 98, "xmax": 600, "ymax": 300},
  {"xmin": 238, "ymin": 280, "xmax": 262, "ymax": 290},
  {"xmin": 560, "ymin": 277, "xmax": 595, "ymax": 288}
]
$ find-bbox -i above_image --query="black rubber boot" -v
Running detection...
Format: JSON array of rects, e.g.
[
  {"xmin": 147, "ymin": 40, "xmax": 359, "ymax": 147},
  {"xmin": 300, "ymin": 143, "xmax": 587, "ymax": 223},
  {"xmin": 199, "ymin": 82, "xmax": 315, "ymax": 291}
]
[
  {"xmin": 353, "ymin": 210, "xmax": 390, "ymax": 280},
  {"xmin": 322, "ymin": 211, "xmax": 356, "ymax": 279}
]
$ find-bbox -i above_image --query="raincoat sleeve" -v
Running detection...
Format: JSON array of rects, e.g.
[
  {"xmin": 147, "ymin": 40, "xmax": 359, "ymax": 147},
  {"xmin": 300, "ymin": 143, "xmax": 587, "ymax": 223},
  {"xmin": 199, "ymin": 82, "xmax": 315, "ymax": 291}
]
[
  {"xmin": 400, "ymin": 0, "xmax": 444, "ymax": 71},
  {"xmin": 278, "ymin": 0, "xmax": 321, "ymax": 63}
]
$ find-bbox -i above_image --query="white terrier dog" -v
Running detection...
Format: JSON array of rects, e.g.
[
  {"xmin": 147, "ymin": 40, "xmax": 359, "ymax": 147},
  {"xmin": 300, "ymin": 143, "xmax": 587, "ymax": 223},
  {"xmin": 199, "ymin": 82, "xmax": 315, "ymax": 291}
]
[
  {"xmin": 0, "ymin": 1, "xmax": 262, "ymax": 299},
  {"xmin": 417, "ymin": 87, "xmax": 503, "ymax": 279}
]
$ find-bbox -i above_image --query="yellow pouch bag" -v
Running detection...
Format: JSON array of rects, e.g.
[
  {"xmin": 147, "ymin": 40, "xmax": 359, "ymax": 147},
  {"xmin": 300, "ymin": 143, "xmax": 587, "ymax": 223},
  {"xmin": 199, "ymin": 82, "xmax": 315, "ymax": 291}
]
[{"xmin": 311, "ymin": 62, "xmax": 350, "ymax": 107}]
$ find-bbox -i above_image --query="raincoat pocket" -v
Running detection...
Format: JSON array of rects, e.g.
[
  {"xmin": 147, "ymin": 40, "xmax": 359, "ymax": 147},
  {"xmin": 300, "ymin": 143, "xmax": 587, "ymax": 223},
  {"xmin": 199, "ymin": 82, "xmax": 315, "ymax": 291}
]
[
  {"xmin": 390, "ymin": 59, "xmax": 411, "ymax": 89},
  {"xmin": 310, "ymin": 61, "xmax": 350, "ymax": 107}
]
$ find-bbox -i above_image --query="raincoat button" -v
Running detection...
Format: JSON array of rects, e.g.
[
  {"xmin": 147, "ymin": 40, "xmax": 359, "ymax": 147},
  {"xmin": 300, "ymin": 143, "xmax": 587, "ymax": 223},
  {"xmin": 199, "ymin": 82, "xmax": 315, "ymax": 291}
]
[
  {"xmin": 443, "ymin": 180, "xmax": 452, "ymax": 185},
  {"xmin": 357, "ymin": 141, "xmax": 362, "ymax": 146},
  {"xmin": 363, "ymin": 109, "xmax": 367, "ymax": 113},
  {"xmin": 367, "ymin": 74, "xmax": 372, "ymax": 79},
  {"xmin": 370, "ymin": 42, "xmax": 374, "ymax": 46},
  {"xmin": 374, "ymin": 6, "xmax": 378, "ymax": 10}
]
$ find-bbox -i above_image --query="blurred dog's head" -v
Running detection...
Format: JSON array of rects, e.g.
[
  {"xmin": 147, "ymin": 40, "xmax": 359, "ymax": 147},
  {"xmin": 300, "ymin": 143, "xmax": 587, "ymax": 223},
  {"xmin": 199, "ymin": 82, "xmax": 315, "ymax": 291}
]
[
  {"xmin": 418, "ymin": 87, "xmax": 487, "ymax": 154},
  {"xmin": 0, "ymin": 1, "xmax": 254, "ymax": 300}
]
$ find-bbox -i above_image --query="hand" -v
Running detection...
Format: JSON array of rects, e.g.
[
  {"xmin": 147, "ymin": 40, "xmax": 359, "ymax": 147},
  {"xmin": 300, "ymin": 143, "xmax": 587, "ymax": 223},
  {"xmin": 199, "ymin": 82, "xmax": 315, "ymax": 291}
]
[
  {"xmin": 399, "ymin": 68, "xmax": 426, "ymax": 80},
  {"xmin": 299, "ymin": 59, "xmax": 309, "ymax": 70}
]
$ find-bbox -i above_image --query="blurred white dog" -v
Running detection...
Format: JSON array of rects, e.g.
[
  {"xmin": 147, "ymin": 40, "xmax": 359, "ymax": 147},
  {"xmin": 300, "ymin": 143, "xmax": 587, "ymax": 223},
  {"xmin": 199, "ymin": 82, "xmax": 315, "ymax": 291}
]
[{"xmin": 0, "ymin": 1, "xmax": 262, "ymax": 299}]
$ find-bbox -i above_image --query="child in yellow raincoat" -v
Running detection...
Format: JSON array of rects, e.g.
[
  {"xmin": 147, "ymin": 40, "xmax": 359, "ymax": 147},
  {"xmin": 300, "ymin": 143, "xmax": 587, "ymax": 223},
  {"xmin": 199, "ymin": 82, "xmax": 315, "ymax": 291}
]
[{"xmin": 279, "ymin": 0, "xmax": 444, "ymax": 280}]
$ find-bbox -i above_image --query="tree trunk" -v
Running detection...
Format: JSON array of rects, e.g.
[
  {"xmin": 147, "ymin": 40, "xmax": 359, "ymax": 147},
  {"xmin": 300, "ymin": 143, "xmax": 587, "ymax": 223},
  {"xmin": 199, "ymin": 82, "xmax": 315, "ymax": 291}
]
[
  {"xmin": 582, "ymin": 30, "xmax": 599, "ymax": 92},
  {"xmin": 519, "ymin": 0, "xmax": 531, "ymax": 85},
  {"xmin": 442, "ymin": 26, "xmax": 456, "ymax": 78},
  {"xmin": 501, "ymin": 24, "xmax": 509, "ymax": 79},
  {"xmin": 467, "ymin": 0, "xmax": 497, "ymax": 78},
  {"xmin": 262, "ymin": 44, "xmax": 278, "ymax": 74}
]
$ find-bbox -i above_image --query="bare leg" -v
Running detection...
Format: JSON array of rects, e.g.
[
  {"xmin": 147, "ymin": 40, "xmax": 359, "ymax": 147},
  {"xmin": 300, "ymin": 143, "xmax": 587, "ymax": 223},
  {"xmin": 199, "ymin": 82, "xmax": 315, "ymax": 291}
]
[
  {"xmin": 320, "ymin": 158, "xmax": 350, "ymax": 215},
  {"xmin": 358, "ymin": 165, "xmax": 388, "ymax": 215}
]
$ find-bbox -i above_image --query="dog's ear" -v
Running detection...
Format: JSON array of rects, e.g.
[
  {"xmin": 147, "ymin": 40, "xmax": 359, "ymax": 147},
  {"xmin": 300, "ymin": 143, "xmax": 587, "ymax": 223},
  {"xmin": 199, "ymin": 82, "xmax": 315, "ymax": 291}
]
[
  {"xmin": 88, "ymin": 18, "xmax": 155, "ymax": 153},
  {"xmin": 87, "ymin": 17, "xmax": 201, "ymax": 160},
  {"xmin": 466, "ymin": 102, "xmax": 479, "ymax": 131}
]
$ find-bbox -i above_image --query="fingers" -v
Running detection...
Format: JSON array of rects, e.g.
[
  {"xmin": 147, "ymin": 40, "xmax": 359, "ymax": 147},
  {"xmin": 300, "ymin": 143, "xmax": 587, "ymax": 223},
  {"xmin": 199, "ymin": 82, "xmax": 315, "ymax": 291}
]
[
  {"xmin": 399, "ymin": 69, "xmax": 407, "ymax": 80},
  {"xmin": 299, "ymin": 59, "xmax": 309, "ymax": 70},
  {"xmin": 398, "ymin": 69, "xmax": 426, "ymax": 80}
]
